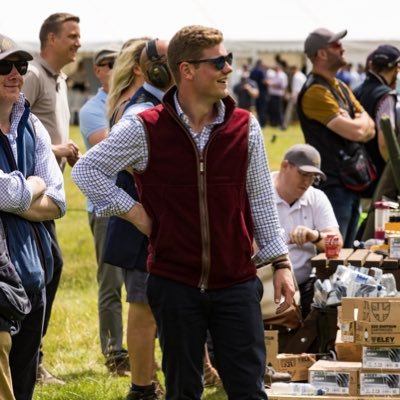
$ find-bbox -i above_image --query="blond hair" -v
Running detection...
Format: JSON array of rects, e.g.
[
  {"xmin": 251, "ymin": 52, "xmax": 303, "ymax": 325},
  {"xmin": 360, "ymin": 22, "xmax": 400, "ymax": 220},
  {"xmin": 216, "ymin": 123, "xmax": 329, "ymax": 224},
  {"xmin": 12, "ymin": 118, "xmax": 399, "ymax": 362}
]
[{"xmin": 107, "ymin": 39, "xmax": 147, "ymax": 119}]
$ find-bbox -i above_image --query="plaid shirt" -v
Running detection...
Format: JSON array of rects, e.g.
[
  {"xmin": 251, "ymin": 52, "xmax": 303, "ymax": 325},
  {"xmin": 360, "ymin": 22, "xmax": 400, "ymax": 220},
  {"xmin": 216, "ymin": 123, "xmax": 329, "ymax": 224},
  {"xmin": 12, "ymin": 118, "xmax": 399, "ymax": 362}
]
[
  {"xmin": 72, "ymin": 93, "xmax": 287, "ymax": 263},
  {"xmin": 0, "ymin": 94, "xmax": 65, "ymax": 216}
]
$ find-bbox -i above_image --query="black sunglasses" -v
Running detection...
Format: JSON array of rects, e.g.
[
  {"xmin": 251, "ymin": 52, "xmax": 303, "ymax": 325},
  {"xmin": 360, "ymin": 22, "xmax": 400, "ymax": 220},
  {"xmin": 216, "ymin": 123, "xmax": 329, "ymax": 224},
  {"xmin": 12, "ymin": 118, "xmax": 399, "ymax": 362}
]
[
  {"xmin": 97, "ymin": 60, "xmax": 114, "ymax": 69},
  {"xmin": 0, "ymin": 60, "xmax": 28, "ymax": 76},
  {"xmin": 183, "ymin": 53, "xmax": 233, "ymax": 71}
]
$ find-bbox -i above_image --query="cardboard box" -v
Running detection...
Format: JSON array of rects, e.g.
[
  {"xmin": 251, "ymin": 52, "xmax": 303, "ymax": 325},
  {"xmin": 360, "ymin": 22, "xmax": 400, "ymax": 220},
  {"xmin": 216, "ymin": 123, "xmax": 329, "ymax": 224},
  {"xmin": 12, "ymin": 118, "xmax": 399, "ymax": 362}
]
[
  {"xmin": 308, "ymin": 360, "xmax": 360, "ymax": 396},
  {"xmin": 355, "ymin": 320, "xmax": 400, "ymax": 346},
  {"xmin": 360, "ymin": 370, "xmax": 400, "ymax": 395},
  {"xmin": 362, "ymin": 346, "xmax": 400, "ymax": 369},
  {"xmin": 264, "ymin": 330, "xmax": 278, "ymax": 368},
  {"xmin": 335, "ymin": 330, "xmax": 362, "ymax": 362},
  {"xmin": 341, "ymin": 298, "xmax": 400, "ymax": 346},
  {"xmin": 340, "ymin": 298, "xmax": 365, "ymax": 342},
  {"xmin": 275, "ymin": 353, "xmax": 316, "ymax": 381}
]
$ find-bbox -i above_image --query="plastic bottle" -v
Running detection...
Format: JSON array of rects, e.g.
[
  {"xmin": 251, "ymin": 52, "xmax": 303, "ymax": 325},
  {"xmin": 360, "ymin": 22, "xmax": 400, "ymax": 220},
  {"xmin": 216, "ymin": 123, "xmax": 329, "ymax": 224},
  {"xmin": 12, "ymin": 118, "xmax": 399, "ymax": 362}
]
[{"xmin": 270, "ymin": 382, "xmax": 326, "ymax": 395}]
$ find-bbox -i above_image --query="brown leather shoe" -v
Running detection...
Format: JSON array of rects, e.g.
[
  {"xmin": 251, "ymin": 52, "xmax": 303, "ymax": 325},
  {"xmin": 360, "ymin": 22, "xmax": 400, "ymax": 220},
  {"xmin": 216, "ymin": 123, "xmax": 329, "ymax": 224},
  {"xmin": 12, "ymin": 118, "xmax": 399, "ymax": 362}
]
[
  {"xmin": 264, "ymin": 364, "xmax": 291, "ymax": 386},
  {"xmin": 203, "ymin": 358, "xmax": 222, "ymax": 387},
  {"xmin": 105, "ymin": 349, "xmax": 130, "ymax": 377}
]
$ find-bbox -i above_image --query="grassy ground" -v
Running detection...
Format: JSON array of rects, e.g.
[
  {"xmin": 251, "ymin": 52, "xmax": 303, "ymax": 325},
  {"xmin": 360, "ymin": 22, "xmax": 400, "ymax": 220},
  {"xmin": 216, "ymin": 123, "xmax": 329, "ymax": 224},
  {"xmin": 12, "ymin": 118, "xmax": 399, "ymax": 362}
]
[{"xmin": 32, "ymin": 123, "xmax": 304, "ymax": 399}]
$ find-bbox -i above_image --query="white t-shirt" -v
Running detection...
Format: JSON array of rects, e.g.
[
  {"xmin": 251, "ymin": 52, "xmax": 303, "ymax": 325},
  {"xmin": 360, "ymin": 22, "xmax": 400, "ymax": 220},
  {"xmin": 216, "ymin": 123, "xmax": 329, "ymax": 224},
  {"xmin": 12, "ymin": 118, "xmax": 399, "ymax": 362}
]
[{"xmin": 272, "ymin": 171, "xmax": 339, "ymax": 284}]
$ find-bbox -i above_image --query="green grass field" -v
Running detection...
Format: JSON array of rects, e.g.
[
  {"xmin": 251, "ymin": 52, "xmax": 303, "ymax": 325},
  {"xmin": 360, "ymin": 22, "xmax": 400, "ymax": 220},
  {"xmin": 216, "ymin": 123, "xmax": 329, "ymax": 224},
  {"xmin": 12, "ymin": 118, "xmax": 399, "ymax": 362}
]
[{"xmin": 32, "ymin": 123, "xmax": 304, "ymax": 400}]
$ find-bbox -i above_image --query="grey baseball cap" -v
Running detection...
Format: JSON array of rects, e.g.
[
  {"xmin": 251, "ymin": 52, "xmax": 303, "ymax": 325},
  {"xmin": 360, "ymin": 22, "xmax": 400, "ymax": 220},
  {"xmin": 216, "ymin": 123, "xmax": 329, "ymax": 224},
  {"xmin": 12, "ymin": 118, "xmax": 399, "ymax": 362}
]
[
  {"xmin": 284, "ymin": 144, "xmax": 326, "ymax": 180},
  {"xmin": 304, "ymin": 28, "xmax": 347, "ymax": 59},
  {"xmin": 0, "ymin": 34, "xmax": 33, "ymax": 61},
  {"xmin": 93, "ymin": 48, "xmax": 119, "ymax": 66}
]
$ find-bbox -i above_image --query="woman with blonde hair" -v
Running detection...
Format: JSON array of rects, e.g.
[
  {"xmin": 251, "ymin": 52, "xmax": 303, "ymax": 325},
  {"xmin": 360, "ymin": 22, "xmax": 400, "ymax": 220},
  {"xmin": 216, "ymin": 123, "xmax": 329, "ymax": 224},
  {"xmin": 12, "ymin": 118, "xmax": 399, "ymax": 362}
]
[
  {"xmin": 104, "ymin": 38, "xmax": 167, "ymax": 400},
  {"xmin": 107, "ymin": 38, "xmax": 147, "ymax": 123}
]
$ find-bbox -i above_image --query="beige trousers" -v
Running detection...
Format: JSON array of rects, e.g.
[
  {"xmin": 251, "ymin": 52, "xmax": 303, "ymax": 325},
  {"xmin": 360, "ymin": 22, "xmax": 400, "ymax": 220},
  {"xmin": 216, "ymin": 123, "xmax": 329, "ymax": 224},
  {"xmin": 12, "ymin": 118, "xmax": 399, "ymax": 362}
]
[{"xmin": 0, "ymin": 331, "xmax": 15, "ymax": 400}]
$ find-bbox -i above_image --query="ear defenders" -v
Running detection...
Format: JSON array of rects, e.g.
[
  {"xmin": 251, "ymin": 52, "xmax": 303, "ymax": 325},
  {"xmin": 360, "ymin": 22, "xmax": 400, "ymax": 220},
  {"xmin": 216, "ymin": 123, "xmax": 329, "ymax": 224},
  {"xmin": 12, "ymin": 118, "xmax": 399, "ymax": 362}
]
[{"xmin": 145, "ymin": 39, "xmax": 171, "ymax": 88}]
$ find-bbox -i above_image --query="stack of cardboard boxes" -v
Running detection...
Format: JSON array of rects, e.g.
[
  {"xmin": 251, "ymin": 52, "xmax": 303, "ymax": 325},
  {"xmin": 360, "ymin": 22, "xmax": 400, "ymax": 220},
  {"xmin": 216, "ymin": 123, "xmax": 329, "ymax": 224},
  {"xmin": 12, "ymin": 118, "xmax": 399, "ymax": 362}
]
[
  {"xmin": 340, "ymin": 297, "xmax": 400, "ymax": 396},
  {"xmin": 266, "ymin": 297, "xmax": 400, "ymax": 398}
]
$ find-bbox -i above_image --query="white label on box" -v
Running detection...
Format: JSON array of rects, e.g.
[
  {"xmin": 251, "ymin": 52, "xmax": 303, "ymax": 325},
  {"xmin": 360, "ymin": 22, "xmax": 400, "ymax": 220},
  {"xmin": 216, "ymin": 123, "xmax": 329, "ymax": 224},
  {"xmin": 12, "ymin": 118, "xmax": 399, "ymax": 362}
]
[
  {"xmin": 310, "ymin": 371, "xmax": 350, "ymax": 394},
  {"xmin": 389, "ymin": 236, "xmax": 400, "ymax": 259},
  {"xmin": 363, "ymin": 347, "xmax": 400, "ymax": 368},
  {"xmin": 360, "ymin": 373, "xmax": 400, "ymax": 395}
]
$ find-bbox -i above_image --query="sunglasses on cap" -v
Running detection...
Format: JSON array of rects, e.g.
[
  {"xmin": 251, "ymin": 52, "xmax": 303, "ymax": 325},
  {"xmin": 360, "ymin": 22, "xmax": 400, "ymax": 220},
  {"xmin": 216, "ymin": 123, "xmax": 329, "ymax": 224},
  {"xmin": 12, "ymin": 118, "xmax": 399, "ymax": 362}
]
[
  {"xmin": 0, "ymin": 60, "xmax": 29, "ymax": 76},
  {"xmin": 97, "ymin": 60, "xmax": 114, "ymax": 69},
  {"xmin": 182, "ymin": 53, "xmax": 233, "ymax": 71}
]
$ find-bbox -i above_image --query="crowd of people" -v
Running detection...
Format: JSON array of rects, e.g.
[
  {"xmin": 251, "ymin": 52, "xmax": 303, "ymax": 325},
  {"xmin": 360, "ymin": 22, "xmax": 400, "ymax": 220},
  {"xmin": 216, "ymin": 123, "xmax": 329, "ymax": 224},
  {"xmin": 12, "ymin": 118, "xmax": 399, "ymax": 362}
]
[{"xmin": 0, "ymin": 11, "xmax": 399, "ymax": 400}]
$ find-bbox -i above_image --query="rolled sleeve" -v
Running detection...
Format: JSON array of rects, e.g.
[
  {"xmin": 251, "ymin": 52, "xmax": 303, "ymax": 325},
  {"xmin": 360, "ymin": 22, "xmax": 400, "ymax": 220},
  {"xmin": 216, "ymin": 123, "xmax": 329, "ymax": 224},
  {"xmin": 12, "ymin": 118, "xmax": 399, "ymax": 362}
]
[
  {"xmin": 0, "ymin": 170, "xmax": 33, "ymax": 213},
  {"xmin": 31, "ymin": 115, "xmax": 66, "ymax": 217}
]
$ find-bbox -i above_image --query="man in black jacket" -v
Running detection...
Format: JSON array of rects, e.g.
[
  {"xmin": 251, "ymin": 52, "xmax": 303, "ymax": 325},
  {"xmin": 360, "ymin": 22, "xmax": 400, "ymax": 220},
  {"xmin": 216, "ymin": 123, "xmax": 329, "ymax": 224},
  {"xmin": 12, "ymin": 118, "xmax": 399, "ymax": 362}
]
[{"xmin": 354, "ymin": 44, "xmax": 400, "ymax": 238}]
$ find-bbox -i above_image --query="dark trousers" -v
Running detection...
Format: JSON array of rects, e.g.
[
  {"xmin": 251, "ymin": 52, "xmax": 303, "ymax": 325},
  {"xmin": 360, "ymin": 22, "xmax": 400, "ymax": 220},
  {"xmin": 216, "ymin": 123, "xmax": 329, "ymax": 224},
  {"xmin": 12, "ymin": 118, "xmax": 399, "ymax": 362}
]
[
  {"xmin": 323, "ymin": 186, "xmax": 360, "ymax": 248},
  {"xmin": 268, "ymin": 95, "xmax": 284, "ymax": 128},
  {"xmin": 299, "ymin": 277, "xmax": 316, "ymax": 320},
  {"xmin": 10, "ymin": 289, "xmax": 45, "ymax": 400},
  {"xmin": 255, "ymin": 94, "xmax": 268, "ymax": 128},
  {"xmin": 147, "ymin": 275, "xmax": 267, "ymax": 400},
  {"xmin": 39, "ymin": 219, "xmax": 63, "ymax": 363}
]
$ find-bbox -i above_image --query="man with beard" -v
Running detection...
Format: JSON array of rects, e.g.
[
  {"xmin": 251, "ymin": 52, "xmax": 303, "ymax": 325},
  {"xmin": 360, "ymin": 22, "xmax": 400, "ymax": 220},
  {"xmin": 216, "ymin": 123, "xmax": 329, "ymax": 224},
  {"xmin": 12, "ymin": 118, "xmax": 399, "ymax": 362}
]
[
  {"xmin": 354, "ymin": 45, "xmax": 400, "ymax": 195},
  {"xmin": 354, "ymin": 45, "xmax": 400, "ymax": 239},
  {"xmin": 297, "ymin": 28, "xmax": 375, "ymax": 248}
]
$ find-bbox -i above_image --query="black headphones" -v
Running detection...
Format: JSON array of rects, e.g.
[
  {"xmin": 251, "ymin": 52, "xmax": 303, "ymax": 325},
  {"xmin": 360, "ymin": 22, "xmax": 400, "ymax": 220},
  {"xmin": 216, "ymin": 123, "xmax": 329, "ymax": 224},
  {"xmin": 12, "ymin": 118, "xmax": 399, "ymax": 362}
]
[{"xmin": 145, "ymin": 39, "xmax": 171, "ymax": 88}]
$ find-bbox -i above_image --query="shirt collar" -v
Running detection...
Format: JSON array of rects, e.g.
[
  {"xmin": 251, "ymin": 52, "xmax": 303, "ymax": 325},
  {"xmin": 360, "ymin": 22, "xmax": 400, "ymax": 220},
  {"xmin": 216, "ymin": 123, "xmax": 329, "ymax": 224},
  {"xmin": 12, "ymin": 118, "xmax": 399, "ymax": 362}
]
[
  {"xmin": 172, "ymin": 90, "xmax": 226, "ymax": 128},
  {"xmin": 9, "ymin": 94, "xmax": 27, "ymax": 139},
  {"xmin": 143, "ymin": 82, "xmax": 165, "ymax": 102},
  {"xmin": 36, "ymin": 56, "xmax": 67, "ymax": 80},
  {"xmin": 271, "ymin": 171, "xmax": 310, "ymax": 208}
]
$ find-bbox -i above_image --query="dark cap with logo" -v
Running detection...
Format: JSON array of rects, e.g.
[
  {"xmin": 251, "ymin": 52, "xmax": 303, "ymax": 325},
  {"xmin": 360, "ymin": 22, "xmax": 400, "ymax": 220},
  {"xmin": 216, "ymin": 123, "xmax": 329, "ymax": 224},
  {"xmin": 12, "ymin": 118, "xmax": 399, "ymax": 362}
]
[
  {"xmin": 304, "ymin": 28, "xmax": 347, "ymax": 59},
  {"xmin": 370, "ymin": 44, "xmax": 400, "ymax": 68},
  {"xmin": 284, "ymin": 144, "xmax": 326, "ymax": 180},
  {"xmin": 0, "ymin": 34, "xmax": 33, "ymax": 61}
]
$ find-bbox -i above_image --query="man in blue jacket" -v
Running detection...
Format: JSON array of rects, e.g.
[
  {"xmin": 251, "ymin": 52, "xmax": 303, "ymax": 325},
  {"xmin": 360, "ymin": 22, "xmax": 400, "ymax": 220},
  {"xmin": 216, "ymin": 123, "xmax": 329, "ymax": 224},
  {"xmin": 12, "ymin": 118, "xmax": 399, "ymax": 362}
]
[{"xmin": 0, "ymin": 34, "xmax": 65, "ymax": 400}]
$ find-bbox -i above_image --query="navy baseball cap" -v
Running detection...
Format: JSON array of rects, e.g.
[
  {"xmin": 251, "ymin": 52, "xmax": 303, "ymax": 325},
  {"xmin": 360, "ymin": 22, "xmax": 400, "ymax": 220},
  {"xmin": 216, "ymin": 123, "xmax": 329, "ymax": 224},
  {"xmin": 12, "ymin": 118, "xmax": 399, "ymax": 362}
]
[{"xmin": 370, "ymin": 45, "xmax": 400, "ymax": 68}]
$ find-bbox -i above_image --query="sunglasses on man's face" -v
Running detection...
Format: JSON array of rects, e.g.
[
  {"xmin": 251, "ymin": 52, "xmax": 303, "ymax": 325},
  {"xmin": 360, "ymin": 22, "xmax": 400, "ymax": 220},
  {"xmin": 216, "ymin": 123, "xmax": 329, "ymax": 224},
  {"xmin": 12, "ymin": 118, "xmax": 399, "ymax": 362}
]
[
  {"xmin": 0, "ymin": 60, "xmax": 28, "ymax": 76},
  {"xmin": 328, "ymin": 41, "xmax": 343, "ymax": 50},
  {"xmin": 97, "ymin": 60, "xmax": 114, "ymax": 69},
  {"xmin": 183, "ymin": 53, "xmax": 233, "ymax": 71}
]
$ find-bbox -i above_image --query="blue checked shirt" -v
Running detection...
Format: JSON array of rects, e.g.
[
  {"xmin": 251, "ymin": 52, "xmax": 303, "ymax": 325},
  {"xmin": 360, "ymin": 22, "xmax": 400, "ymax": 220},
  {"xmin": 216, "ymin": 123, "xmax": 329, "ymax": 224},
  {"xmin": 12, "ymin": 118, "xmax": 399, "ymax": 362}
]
[
  {"xmin": 72, "ymin": 93, "xmax": 287, "ymax": 263},
  {"xmin": 0, "ymin": 95, "xmax": 65, "ymax": 216}
]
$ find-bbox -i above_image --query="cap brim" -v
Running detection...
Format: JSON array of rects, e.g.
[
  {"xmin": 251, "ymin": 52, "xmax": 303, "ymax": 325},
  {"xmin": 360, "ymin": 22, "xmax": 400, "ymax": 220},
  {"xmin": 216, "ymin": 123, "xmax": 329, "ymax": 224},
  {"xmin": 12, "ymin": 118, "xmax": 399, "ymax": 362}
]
[
  {"xmin": 95, "ymin": 51, "xmax": 119, "ymax": 65},
  {"xmin": 328, "ymin": 30, "xmax": 347, "ymax": 44},
  {"xmin": 0, "ymin": 49, "xmax": 33, "ymax": 61},
  {"xmin": 299, "ymin": 165, "xmax": 327, "ymax": 181}
]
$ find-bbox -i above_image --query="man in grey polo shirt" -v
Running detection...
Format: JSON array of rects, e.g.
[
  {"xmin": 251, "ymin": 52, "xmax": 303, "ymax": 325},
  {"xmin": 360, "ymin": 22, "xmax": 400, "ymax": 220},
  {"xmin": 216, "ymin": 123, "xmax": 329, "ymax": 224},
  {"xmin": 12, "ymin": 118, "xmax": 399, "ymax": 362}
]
[{"xmin": 22, "ymin": 12, "xmax": 81, "ymax": 385}]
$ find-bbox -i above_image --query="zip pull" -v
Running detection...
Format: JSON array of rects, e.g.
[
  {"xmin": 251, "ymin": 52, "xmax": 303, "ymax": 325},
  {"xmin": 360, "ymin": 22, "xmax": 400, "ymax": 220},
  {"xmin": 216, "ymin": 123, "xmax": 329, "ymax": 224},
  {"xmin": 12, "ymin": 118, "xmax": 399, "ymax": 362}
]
[
  {"xmin": 199, "ymin": 160, "xmax": 204, "ymax": 173},
  {"xmin": 200, "ymin": 284, "xmax": 206, "ymax": 293}
]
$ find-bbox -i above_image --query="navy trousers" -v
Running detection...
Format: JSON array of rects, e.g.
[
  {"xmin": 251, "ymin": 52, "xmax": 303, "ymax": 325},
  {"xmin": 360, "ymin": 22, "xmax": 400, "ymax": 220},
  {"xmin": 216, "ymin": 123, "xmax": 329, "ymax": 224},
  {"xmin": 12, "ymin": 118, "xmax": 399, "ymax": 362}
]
[
  {"xmin": 147, "ymin": 274, "xmax": 267, "ymax": 400},
  {"xmin": 10, "ymin": 289, "xmax": 45, "ymax": 400}
]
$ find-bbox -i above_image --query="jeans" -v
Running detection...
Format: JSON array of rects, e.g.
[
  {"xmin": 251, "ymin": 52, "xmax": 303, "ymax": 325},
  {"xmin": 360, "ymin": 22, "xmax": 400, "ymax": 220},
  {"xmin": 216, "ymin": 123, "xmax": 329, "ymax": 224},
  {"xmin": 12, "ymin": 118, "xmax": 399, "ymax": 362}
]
[
  {"xmin": 147, "ymin": 274, "xmax": 267, "ymax": 400},
  {"xmin": 323, "ymin": 186, "xmax": 360, "ymax": 248}
]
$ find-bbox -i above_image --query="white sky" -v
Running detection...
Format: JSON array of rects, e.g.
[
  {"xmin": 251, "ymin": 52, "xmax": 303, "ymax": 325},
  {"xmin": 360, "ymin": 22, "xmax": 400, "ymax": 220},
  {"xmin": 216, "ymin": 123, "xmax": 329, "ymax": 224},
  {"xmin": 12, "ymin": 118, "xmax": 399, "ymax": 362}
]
[{"xmin": 2, "ymin": 0, "xmax": 400, "ymax": 48}]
